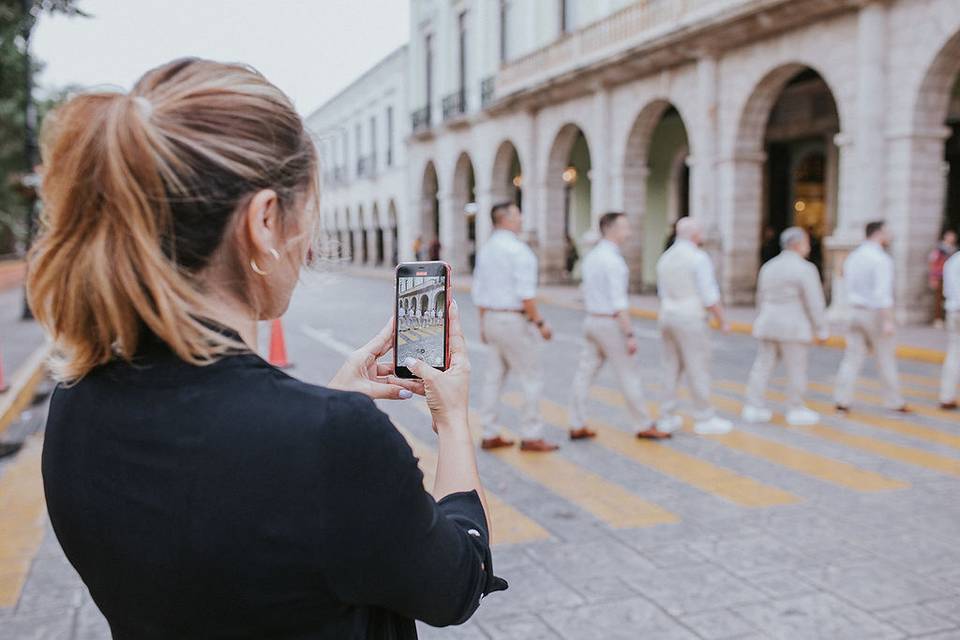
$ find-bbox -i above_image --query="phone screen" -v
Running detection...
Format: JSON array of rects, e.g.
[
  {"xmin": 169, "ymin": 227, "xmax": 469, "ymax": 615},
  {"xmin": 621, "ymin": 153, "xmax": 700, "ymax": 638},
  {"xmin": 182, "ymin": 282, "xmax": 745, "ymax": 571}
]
[{"xmin": 395, "ymin": 262, "xmax": 449, "ymax": 377}]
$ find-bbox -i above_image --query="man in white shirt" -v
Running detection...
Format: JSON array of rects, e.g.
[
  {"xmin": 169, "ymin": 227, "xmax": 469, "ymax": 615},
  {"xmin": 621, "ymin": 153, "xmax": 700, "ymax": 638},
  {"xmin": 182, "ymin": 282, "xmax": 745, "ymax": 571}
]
[
  {"xmin": 939, "ymin": 247, "xmax": 960, "ymax": 409},
  {"xmin": 472, "ymin": 202, "xmax": 557, "ymax": 452},
  {"xmin": 570, "ymin": 213, "xmax": 669, "ymax": 440},
  {"xmin": 742, "ymin": 227, "xmax": 829, "ymax": 426},
  {"xmin": 397, "ymin": 304, "xmax": 407, "ymax": 331},
  {"xmin": 834, "ymin": 221, "xmax": 908, "ymax": 413},
  {"xmin": 656, "ymin": 217, "xmax": 733, "ymax": 435}
]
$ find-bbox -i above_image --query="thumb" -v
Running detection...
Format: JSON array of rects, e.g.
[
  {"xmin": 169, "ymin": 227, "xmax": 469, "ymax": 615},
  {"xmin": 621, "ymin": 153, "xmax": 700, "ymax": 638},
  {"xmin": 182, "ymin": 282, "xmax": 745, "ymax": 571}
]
[{"xmin": 404, "ymin": 357, "xmax": 438, "ymax": 381}]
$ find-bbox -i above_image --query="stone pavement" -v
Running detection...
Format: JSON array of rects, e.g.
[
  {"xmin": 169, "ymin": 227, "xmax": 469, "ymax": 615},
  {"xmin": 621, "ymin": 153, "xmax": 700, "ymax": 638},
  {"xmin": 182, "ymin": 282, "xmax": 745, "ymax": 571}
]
[{"xmin": 1, "ymin": 271, "xmax": 959, "ymax": 639}]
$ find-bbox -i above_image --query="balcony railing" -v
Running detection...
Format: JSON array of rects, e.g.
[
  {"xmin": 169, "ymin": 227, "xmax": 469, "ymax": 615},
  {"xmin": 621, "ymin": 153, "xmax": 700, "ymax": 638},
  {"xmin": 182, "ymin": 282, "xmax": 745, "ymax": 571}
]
[
  {"xmin": 442, "ymin": 88, "xmax": 467, "ymax": 121},
  {"xmin": 411, "ymin": 105, "xmax": 432, "ymax": 134},
  {"xmin": 480, "ymin": 76, "xmax": 495, "ymax": 108},
  {"xmin": 496, "ymin": 0, "xmax": 736, "ymax": 95}
]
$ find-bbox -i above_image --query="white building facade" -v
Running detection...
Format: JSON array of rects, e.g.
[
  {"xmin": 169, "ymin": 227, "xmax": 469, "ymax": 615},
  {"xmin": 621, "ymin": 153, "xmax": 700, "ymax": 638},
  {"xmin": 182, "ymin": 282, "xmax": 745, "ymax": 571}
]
[
  {"xmin": 308, "ymin": 46, "xmax": 409, "ymax": 268},
  {"xmin": 318, "ymin": 0, "xmax": 960, "ymax": 325}
]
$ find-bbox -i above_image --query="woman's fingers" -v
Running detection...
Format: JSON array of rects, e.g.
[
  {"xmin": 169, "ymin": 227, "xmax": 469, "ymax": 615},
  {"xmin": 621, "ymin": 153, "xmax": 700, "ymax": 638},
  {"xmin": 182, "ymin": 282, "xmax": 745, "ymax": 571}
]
[
  {"xmin": 365, "ymin": 381, "xmax": 417, "ymax": 400},
  {"xmin": 447, "ymin": 301, "xmax": 470, "ymax": 371},
  {"xmin": 380, "ymin": 375, "xmax": 425, "ymax": 396},
  {"xmin": 404, "ymin": 356, "xmax": 439, "ymax": 382}
]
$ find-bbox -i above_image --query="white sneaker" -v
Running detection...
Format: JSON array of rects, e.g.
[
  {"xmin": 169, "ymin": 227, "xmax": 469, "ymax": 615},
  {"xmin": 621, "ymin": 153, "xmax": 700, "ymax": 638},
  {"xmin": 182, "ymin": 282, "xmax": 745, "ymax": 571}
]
[
  {"xmin": 657, "ymin": 414, "xmax": 683, "ymax": 434},
  {"xmin": 785, "ymin": 407, "xmax": 820, "ymax": 426},
  {"xmin": 694, "ymin": 416, "xmax": 733, "ymax": 435},
  {"xmin": 740, "ymin": 405, "xmax": 773, "ymax": 423}
]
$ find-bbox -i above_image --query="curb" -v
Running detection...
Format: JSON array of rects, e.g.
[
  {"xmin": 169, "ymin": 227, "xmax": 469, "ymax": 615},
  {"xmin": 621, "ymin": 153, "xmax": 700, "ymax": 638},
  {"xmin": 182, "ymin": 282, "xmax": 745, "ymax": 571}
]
[
  {"xmin": 0, "ymin": 342, "xmax": 51, "ymax": 439},
  {"xmin": 343, "ymin": 267, "xmax": 947, "ymax": 366}
]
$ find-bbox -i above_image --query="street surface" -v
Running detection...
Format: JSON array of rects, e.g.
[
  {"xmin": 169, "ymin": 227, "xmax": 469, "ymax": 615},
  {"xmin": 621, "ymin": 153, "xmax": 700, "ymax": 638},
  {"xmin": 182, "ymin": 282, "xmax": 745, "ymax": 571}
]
[{"xmin": 1, "ymin": 270, "xmax": 959, "ymax": 639}]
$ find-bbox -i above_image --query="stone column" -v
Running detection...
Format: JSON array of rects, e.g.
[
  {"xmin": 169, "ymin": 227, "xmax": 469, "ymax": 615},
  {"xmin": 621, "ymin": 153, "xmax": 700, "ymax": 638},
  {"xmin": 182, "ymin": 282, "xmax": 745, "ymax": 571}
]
[
  {"xmin": 854, "ymin": 0, "xmax": 887, "ymax": 224},
  {"xmin": 692, "ymin": 54, "xmax": 719, "ymax": 233},
  {"xmin": 439, "ymin": 191, "xmax": 469, "ymax": 273},
  {"xmin": 823, "ymin": 132, "xmax": 859, "ymax": 321},
  {"xmin": 716, "ymin": 151, "xmax": 766, "ymax": 305},
  {"xmin": 475, "ymin": 188, "xmax": 495, "ymax": 249},
  {"xmin": 619, "ymin": 165, "xmax": 648, "ymax": 291},
  {"xmin": 590, "ymin": 85, "xmax": 612, "ymax": 219}
]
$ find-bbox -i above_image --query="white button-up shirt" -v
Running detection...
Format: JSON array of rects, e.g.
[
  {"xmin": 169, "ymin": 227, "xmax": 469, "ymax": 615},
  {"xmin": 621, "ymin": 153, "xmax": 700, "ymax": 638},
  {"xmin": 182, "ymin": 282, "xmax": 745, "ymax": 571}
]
[
  {"xmin": 471, "ymin": 229, "xmax": 538, "ymax": 310},
  {"xmin": 844, "ymin": 241, "xmax": 894, "ymax": 309},
  {"xmin": 656, "ymin": 238, "xmax": 721, "ymax": 318},
  {"xmin": 580, "ymin": 239, "xmax": 630, "ymax": 314},
  {"xmin": 944, "ymin": 252, "xmax": 960, "ymax": 313}
]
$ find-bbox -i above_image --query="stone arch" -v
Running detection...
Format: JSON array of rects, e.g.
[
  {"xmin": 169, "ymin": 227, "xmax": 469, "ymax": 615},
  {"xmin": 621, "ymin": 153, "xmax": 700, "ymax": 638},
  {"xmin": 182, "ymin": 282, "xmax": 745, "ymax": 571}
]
[
  {"xmin": 544, "ymin": 123, "xmax": 593, "ymax": 282},
  {"xmin": 448, "ymin": 151, "xmax": 477, "ymax": 273},
  {"xmin": 725, "ymin": 63, "xmax": 842, "ymax": 303},
  {"xmin": 621, "ymin": 99, "xmax": 692, "ymax": 290},
  {"xmin": 490, "ymin": 140, "xmax": 524, "ymax": 207},
  {"xmin": 419, "ymin": 161, "xmax": 440, "ymax": 261}
]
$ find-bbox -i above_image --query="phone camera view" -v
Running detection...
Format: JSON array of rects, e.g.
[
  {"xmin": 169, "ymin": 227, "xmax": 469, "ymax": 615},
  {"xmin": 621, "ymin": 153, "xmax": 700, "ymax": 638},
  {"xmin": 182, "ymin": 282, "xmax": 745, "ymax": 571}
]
[{"xmin": 397, "ymin": 275, "xmax": 446, "ymax": 368}]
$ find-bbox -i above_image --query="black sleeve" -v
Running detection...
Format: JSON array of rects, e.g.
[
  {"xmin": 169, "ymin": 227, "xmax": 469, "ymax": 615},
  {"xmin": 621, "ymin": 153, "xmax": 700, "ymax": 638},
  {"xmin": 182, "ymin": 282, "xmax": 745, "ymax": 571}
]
[{"xmin": 316, "ymin": 393, "xmax": 507, "ymax": 627}]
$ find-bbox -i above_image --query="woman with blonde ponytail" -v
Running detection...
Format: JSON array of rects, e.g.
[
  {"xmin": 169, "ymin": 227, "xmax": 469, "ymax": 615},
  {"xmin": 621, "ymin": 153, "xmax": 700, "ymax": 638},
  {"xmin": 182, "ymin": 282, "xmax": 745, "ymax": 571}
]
[{"xmin": 32, "ymin": 59, "xmax": 504, "ymax": 639}]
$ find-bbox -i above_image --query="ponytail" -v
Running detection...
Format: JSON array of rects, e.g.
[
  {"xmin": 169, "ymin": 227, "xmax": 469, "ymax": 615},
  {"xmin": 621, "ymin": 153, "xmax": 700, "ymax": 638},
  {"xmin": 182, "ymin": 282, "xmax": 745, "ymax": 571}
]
[{"xmin": 27, "ymin": 59, "xmax": 318, "ymax": 382}]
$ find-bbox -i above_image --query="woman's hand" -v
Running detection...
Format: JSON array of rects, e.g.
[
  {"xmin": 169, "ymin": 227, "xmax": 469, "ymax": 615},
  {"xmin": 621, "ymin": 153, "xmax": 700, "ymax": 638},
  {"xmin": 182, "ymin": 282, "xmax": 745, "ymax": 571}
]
[
  {"xmin": 404, "ymin": 300, "xmax": 470, "ymax": 433},
  {"xmin": 329, "ymin": 317, "xmax": 425, "ymax": 400}
]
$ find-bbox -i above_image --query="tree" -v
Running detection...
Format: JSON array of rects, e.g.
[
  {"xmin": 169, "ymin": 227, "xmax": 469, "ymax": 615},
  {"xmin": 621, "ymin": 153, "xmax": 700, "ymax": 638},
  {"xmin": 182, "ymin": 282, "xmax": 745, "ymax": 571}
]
[{"xmin": 0, "ymin": 0, "xmax": 86, "ymax": 256}]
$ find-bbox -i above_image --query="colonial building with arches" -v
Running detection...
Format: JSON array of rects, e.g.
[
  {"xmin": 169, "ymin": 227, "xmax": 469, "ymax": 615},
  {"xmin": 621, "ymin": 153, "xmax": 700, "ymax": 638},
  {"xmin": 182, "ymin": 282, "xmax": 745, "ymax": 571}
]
[
  {"xmin": 307, "ymin": 46, "xmax": 407, "ymax": 269},
  {"xmin": 400, "ymin": 0, "xmax": 960, "ymax": 324}
]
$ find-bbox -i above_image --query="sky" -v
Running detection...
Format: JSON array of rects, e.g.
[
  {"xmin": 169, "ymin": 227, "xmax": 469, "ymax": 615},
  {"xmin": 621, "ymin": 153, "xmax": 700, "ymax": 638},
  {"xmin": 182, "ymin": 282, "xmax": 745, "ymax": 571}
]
[{"xmin": 31, "ymin": 0, "xmax": 410, "ymax": 116}]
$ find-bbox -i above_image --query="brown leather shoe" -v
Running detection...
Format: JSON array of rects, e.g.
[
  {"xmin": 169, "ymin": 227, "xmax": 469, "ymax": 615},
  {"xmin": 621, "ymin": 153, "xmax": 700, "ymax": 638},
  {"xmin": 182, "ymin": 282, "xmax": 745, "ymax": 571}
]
[
  {"xmin": 636, "ymin": 427, "xmax": 672, "ymax": 440},
  {"xmin": 940, "ymin": 402, "xmax": 958, "ymax": 410},
  {"xmin": 481, "ymin": 436, "xmax": 515, "ymax": 450},
  {"xmin": 835, "ymin": 405, "xmax": 850, "ymax": 415},
  {"xmin": 520, "ymin": 439, "xmax": 559, "ymax": 452},
  {"xmin": 569, "ymin": 427, "xmax": 597, "ymax": 441},
  {"xmin": 893, "ymin": 405, "xmax": 911, "ymax": 414}
]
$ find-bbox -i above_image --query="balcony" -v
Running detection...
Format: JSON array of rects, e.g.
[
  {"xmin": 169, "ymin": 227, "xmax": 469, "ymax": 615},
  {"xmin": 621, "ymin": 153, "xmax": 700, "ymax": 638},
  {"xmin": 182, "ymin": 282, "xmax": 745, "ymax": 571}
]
[
  {"xmin": 492, "ymin": 0, "xmax": 844, "ymax": 106},
  {"xmin": 441, "ymin": 88, "xmax": 467, "ymax": 121},
  {"xmin": 357, "ymin": 154, "xmax": 378, "ymax": 180},
  {"xmin": 411, "ymin": 105, "xmax": 432, "ymax": 135},
  {"xmin": 480, "ymin": 76, "xmax": 495, "ymax": 109}
]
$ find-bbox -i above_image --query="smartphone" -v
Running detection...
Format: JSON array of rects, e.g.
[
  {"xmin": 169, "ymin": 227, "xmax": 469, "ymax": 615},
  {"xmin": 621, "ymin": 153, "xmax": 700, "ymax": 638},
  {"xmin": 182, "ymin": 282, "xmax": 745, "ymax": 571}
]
[{"xmin": 394, "ymin": 261, "xmax": 452, "ymax": 379}]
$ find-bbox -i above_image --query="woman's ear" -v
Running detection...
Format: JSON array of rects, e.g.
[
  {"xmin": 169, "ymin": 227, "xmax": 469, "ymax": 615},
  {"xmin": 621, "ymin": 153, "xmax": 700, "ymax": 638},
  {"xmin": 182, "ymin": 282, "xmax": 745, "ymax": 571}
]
[{"xmin": 242, "ymin": 189, "xmax": 281, "ymax": 257}]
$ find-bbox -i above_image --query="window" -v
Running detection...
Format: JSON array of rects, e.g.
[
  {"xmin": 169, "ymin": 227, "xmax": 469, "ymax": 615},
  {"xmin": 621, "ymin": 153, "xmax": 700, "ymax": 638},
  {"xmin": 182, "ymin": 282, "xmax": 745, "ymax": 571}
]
[
  {"xmin": 558, "ymin": 0, "xmax": 571, "ymax": 34},
  {"xmin": 458, "ymin": 10, "xmax": 468, "ymax": 94},
  {"xmin": 499, "ymin": 1, "xmax": 508, "ymax": 63},
  {"xmin": 425, "ymin": 33, "xmax": 433, "ymax": 112},
  {"xmin": 369, "ymin": 115, "xmax": 377, "ymax": 171},
  {"xmin": 355, "ymin": 123, "xmax": 362, "ymax": 176},
  {"xmin": 386, "ymin": 106, "xmax": 394, "ymax": 167}
]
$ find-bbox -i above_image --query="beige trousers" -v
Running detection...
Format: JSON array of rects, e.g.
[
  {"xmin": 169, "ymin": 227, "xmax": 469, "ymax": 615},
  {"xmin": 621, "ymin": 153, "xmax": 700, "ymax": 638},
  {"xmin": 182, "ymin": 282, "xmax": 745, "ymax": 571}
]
[
  {"xmin": 478, "ymin": 311, "xmax": 544, "ymax": 440},
  {"xmin": 940, "ymin": 311, "xmax": 960, "ymax": 404},
  {"xmin": 660, "ymin": 314, "xmax": 713, "ymax": 421},
  {"xmin": 834, "ymin": 307, "xmax": 904, "ymax": 408},
  {"xmin": 746, "ymin": 340, "xmax": 809, "ymax": 410},
  {"xmin": 569, "ymin": 316, "xmax": 652, "ymax": 429}
]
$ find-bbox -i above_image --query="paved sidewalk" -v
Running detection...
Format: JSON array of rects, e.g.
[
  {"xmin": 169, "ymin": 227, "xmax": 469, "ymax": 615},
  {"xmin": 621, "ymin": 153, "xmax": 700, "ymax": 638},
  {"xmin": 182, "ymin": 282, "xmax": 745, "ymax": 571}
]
[{"xmin": 0, "ymin": 284, "xmax": 49, "ymax": 438}]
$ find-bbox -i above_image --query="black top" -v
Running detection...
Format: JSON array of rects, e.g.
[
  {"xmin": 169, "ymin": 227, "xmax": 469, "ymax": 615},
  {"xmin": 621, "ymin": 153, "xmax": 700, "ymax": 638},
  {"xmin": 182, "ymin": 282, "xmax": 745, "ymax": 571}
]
[{"xmin": 42, "ymin": 328, "xmax": 506, "ymax": 639}]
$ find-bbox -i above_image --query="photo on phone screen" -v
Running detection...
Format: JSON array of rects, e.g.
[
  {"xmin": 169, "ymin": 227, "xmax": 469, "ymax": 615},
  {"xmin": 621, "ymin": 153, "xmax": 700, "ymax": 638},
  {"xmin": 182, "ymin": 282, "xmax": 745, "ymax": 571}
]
[{"xmin": 396, "ymin": 270, "xmax": 448, "ymax": 371}]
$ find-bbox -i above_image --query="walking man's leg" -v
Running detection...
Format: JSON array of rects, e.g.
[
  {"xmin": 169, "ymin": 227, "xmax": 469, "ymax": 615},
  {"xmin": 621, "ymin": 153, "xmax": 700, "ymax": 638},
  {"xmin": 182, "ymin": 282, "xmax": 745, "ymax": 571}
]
[
  {"xmin": 569, "ymin": 327, "xmax": 604, "ymax": 431},
  {"xmin": 940, "ymin": 311, "xmax": 960, "ymax": 407},
  {"xmin": 745, "ymin": 340, "xmax": 778, "ymax": 414},
  {"xmin": 659, "ymin": 322, "xmax": 683, "ymax": 432},
  {"xmin": 835, "ymin": 318, "xmax": 868, "ymax": 410}
]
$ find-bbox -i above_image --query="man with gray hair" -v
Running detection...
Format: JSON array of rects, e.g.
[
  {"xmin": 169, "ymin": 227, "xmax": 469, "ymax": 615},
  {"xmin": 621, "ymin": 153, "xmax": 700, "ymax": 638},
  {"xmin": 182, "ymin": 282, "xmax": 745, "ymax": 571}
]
[
  {"xmin": 742, "ymin": 227, "xmax": 829, "ymax": 425},
  {"xmin": 655, "ymin": 217, "xmax": 733, "ymax": 435}
]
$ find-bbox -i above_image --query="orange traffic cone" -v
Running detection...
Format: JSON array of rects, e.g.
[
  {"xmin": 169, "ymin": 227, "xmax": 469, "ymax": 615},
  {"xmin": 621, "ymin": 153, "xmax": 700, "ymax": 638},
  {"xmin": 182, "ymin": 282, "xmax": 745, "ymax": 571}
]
[
  {"xmin": 0, "ymin": 343, "xmax": 8, "ymax": 393},
  {"xmin": 268, "ymin": 318, "xmax": 293, "ymax": 369}
]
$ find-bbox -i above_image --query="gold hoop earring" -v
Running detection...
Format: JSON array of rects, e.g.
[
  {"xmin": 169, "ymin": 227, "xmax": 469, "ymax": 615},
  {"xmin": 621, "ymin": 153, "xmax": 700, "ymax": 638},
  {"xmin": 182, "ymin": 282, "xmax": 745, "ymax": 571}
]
[{"xmin": 250, "ymin": 258, "xmax": 269, "ymax": 276}]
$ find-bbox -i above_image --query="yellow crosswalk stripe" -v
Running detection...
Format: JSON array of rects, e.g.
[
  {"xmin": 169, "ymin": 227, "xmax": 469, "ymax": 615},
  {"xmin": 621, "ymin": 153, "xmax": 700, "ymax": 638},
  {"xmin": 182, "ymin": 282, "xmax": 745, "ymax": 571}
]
[
  {"xmin": 410, "ymin": 403, "xmax": 678, "ymax": 529},
  {"xmin": 391, "ymin": 423, "xmax": 550, "ymax": 546},
  {"xmin": 901, "ymin": 371, "xmax": 941, "ymax": 390},
  {"xmin": 799, "ymin": 380, "xmax": 957, "ymax": 423},
  {"xmin": 716, "ymin": 381, "xmax": 960, "ymax": 452},
  {"xmin": 589, "ymin": 386, "xmax": 907, "ymax": 492},
  {"xmin": 714, "ymin": 381, "xmax": 960, "ymax": 477},
  {"xmin": 504, "ymin": 393, "xmax": 800, "ymax": 508},
  {"xmin": 0, "ymin": 436, "xmax": 45, "ymax": 608}
]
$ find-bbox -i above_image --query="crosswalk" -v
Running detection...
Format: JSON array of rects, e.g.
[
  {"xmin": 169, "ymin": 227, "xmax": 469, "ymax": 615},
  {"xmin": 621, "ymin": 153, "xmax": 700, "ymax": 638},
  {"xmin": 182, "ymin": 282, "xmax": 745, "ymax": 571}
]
[
  {"xmin": 381, "ymin": 368, "xmax": 959, "ymax": 548},
  {"xmin": 396, "ymin": 324, "xmax": 444, "ymax": 346}
]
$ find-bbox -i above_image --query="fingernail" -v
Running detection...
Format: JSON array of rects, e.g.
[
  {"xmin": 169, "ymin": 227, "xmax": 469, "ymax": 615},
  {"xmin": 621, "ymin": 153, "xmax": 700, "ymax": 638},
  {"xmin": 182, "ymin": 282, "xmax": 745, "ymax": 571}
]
[
  {"xmin": 404, "ymin": 357, "xmax": 417, "ymax": 368},
  {"xmin": 399, "ymin": 389, "xmax": 413, "ymax": 399}
]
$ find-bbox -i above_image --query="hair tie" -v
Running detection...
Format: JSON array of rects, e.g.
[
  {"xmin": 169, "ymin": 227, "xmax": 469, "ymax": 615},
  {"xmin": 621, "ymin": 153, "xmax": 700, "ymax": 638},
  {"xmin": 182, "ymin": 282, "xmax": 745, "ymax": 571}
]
[{"xmin": 132, "ymin": 95, "xmax": 153, "ymax": 119}]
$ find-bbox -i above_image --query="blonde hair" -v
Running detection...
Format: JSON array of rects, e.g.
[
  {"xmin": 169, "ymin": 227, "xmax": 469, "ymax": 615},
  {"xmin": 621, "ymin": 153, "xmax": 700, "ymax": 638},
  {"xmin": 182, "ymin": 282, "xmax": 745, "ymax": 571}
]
[{"xmin": 28, "ymin": 58, "xmax": 318, "ymax": 382}]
